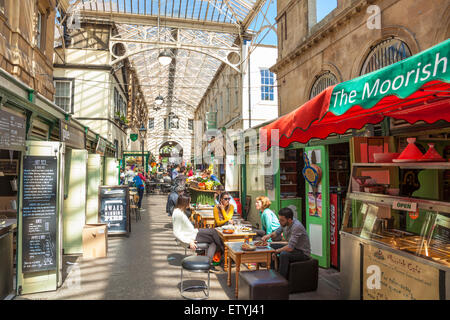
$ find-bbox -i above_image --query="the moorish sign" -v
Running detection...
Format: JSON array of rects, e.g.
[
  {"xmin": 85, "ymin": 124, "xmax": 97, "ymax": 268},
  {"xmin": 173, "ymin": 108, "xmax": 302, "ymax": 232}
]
[{"xmin": 329, "ymin": 38, "xmax": 450, "ymax": 116}]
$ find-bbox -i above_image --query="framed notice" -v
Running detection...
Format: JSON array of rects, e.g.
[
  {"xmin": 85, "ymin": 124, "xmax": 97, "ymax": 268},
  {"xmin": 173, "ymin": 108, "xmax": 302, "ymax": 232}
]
[
  {"xmin": 21, "ymin": 156, "xmax": 58, "ymax": 273},
  {"xmin": 362, "ymin": 244, "xmax": 441, "ymax": 300},
  {"xmin": 98, "ymin": 186, "xmax": 130, "ymax": 236}
]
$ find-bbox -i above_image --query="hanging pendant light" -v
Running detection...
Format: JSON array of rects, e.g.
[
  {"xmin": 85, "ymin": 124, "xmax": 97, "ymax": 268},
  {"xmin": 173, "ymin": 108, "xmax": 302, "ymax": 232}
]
[
  {"xmin": 155, "ymin": 95, "xmax": 164, "ymax": 105},
  {"xmin": 158, "ymin": 49, "xmax": 173, "ymax": 66}
]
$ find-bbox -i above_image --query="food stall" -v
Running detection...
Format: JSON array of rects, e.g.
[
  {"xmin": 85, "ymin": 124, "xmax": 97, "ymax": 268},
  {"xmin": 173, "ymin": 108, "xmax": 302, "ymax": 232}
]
[
  {"xmin": 187, "ymin": 175, "xmax": 222, "ymax": 206},
  {"xmin": 260, "ymin": 39, "xmax": 450, "ymax": 283}
]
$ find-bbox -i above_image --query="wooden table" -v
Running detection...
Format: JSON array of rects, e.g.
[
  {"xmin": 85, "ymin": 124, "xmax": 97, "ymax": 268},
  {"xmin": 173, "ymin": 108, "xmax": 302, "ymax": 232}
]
[
  {"xmin": 225, "ymin": 241, "xmax": 275, "ymax": 299},
  {"xmin": 192, "ymin": 208, "xmax": 215, "ymax": 228},
  {"xmin": 216, "ymin": 227, "xmax": 257, "ymax": 271}
]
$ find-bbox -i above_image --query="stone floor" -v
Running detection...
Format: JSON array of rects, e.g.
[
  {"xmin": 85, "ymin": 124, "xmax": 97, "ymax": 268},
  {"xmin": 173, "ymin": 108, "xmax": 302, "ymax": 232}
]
[{"xmin": 15, "ymin": 194, "xmax": 341, "ymax": 300}]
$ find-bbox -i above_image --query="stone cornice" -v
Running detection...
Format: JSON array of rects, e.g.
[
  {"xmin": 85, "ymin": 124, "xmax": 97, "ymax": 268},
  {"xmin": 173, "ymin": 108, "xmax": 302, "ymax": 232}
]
[{"xmin": 271, "ymin": 0, "xmax": 369, "ymax": 75}]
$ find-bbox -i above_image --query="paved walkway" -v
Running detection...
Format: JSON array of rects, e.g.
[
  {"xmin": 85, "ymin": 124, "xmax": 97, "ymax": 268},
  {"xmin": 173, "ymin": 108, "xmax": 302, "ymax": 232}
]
[{"xmin": 16, "ymin": 194, "xmax": 341, "ymax": 300}]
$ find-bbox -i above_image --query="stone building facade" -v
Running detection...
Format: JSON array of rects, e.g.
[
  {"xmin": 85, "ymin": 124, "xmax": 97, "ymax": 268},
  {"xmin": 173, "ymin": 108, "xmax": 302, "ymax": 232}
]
[
  {"xmin": 272, "ymin": 0, "xmax": 450, "ymax": 115},
  {"xmin": 0, "ymin": 0, "xmax": 56, "ymax": 100}
]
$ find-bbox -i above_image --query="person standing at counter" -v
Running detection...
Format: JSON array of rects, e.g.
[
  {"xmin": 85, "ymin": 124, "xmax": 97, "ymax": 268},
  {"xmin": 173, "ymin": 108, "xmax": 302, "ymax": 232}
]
[
  {"xmin": 213, "ymin": 192, "xmax": 235, "ymax": 227},
  {"xmin": 254, "ymin": 196, "xmax": 282, "ymax": 242},
  {"xmin": 262, "ymin": 207, "xmax": 311, "ymax": 279}
]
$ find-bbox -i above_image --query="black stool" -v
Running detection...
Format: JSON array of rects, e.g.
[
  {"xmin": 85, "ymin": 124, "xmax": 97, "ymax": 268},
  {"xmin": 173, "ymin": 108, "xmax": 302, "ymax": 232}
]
[
  {"xmin": 180, "ymin": 255, "xmax": 211, "ymax": 300},
  {"xmin": 239, "ymin": 270, "xmax": 289, "ymax": 300},
  {"xmin": 287, "ymin": 258, "xmax": 319, "ymax": 293}
]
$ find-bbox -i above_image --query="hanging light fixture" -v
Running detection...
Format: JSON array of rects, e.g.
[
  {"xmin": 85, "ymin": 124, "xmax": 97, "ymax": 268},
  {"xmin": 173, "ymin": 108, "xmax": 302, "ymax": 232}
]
[
  {"xmin": 158, "ymin": 49, "xmax": 173, "ymax": 66},
  {"xmin": 155, "ymin": 95, "xmax": 164, "ymax": 105}
]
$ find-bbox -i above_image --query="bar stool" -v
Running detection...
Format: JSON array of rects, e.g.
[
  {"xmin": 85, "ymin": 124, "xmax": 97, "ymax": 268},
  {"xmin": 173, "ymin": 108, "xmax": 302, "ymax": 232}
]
[{"xmin": 180, "ymin": 255, "xmax": 211, "ymax": 300}]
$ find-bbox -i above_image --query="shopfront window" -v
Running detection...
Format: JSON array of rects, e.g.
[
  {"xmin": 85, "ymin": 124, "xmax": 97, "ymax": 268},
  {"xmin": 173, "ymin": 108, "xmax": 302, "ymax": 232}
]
[{"xmin": 361, "ymin": 38, "xmax": 412, "ymax": 75}]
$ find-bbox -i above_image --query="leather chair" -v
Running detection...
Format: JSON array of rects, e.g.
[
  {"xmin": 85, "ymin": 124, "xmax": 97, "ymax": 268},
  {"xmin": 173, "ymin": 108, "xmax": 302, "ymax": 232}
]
[
  {"xmin": 287, "ymin": 258, "xmax": 319, "ymax": 293},
  {"xmin": 239, "ymin": 270, "xmax": 289, "ymax": 300},
  {"xmin": 180, "ymin": 255, "xmax": 211, "ymax": 300}
]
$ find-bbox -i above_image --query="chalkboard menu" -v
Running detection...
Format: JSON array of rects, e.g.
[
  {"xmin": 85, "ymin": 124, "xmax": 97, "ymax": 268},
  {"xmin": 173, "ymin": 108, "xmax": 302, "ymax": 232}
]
[
  {"xmin": 22, "ymin": 156, "xmax": 58, "ymax": 273},
  {"xmin": 98, "ymin": 186, "xmax": 129, "ymax": 235},
  {"xmin": 0, "ymin": 109, "xmax": 26, "ymax": 150}
]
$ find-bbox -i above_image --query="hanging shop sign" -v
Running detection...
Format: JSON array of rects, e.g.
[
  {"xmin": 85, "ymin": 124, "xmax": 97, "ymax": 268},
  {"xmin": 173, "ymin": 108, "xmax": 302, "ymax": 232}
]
[
  {"xmin": 130, "ymin": 133, "xmax": 138, "ymax": 142},
  {"xmin": 60, "ymin": 120, "xmax": 85, "ymax": 149},
  {"xmin": 21, "ymin": 156, "xmax": 58, "ymax": 273},
  {"xmin": 98, "ymin": 186, "xmax": 130, "ymax": 236},
  {"xmin": 0, "ymin": 108, "xmax": 26, "ymax": 150},
  {"xmin": 96, "ymin": 137, "xmax": 107, "ymax": 155},
  {"xmin": 362, "ymin": 244, "xmax": 440, "ymax": 300}
]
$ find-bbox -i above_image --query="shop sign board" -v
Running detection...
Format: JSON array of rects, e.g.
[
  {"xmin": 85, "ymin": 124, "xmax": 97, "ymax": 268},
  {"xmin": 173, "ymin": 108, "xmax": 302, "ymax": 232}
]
[
  {"xmin": 0, "ymin": 109, "xmax": 26, "ymax": 150},
  {"xmin": 21, "ymin": 156, "xmax": 58, "ymax": 273},
  {"xmin": 60, "ymin": 120, "xmax": 85, "ymax": 149},
  {"xmin": 98, "ymin": 186, "xmax": 130, "ymax": 235},
  {"xmin": 393, "ymin": 200, "xmax": 417, "ymax": 212},
  {"xmin": 362, "ymin": 244, "xmax": 440, "ymax": 300},
  {"xmin": 96, "ymin": 137, "xmax": 107, "ymax": 155}
]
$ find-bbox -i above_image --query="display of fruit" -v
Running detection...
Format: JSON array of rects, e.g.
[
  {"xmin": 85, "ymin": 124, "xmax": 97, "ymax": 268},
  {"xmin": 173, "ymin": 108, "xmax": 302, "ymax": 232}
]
[
  {"xmin": 198, "ymin": 182, "xmax": 206, "ymax": 190},
  {"xmin": 205, "ymin": 181, "xmax": 214, "ymax": 190}
]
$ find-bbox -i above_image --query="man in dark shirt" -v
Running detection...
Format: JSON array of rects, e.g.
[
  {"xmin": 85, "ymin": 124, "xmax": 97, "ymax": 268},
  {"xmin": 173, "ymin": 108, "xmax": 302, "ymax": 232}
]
[
  {"xmin": 166, "ymin": 185, "xmax": 184, "ymax": 217},
  {"xmin": 262, "ymin": 207, "xmax": 311, "ymax": 279}
]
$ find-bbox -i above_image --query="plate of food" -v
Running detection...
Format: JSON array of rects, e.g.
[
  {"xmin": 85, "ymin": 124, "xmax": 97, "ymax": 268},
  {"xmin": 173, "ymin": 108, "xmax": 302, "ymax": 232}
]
[
  {"xmin": 253, "ymin": 240, "xmax": 269, "ymax": 248},
  {"xmin": 223, "ymin": 229, "xmax": 234, "ymax": 234},
  {"xmin": 240, "ymin": 227, "xmax": 252, "ymax": 232},
  {"xmin": 241, "ymin": 243, "xmax": 256, "ymax": 251}
]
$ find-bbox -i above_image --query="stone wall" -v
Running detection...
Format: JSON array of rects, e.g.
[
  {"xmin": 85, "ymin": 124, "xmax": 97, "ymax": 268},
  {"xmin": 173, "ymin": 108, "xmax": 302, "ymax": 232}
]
[{"xmin": 273, "ymin": 0, "xmax": 450, "ymax": 115}]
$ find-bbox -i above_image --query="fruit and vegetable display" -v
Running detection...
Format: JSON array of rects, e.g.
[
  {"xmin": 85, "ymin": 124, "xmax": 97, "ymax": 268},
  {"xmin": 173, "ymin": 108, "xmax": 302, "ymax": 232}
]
[{"xmin": 187, "ymin": 172, "xmax": 223, "ymax": 206}]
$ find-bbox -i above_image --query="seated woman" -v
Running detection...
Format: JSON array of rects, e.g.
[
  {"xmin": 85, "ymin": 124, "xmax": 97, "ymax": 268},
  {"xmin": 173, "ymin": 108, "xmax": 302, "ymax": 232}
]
[
  {"xmin": 214, "ymin": 185, "xmax": 238, "ymax": 215},
  {"xmin": 172, "ymin": 195, "xmax": 224, "ymax": 264},
  {"xmin": 213, "ymin": 192, "xmax": 235, "ymax": 227},
  {"xmin": 254, "ymin": 196, "xmax": 282, "ymax": 242}
]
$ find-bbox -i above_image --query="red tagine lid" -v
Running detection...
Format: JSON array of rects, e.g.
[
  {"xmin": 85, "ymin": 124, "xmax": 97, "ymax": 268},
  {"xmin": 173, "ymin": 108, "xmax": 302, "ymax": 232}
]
[
  {"xmin": 396, "ymin": 138, "xmax": 424, "ymax": 160},
  {"xmin": 419, "ymin": 143, "xmax": 445, "ymax": 161}
]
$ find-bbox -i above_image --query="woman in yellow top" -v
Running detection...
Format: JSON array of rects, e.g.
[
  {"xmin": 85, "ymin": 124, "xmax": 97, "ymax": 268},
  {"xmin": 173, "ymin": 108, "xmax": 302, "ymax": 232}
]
[{"xmin": 213, "ymin": 192, "xmax": 235, "ymax": 227}]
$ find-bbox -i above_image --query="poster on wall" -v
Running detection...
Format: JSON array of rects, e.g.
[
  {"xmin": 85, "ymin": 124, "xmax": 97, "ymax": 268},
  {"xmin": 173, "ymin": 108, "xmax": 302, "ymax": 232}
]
[
  {"xmin": 330, "ymin": 193, "xmax": 338, "ymax": 267},
  {"xmin": 308, "ymin": 192, "xmax": 322, "ymax": 217},
  {"xmin": 362, "ymin": 245, "xmax": 440, "ymax": 300}
]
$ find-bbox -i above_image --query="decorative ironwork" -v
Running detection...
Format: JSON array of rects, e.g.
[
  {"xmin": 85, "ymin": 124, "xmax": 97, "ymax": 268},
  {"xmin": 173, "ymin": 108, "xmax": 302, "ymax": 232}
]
[
  {"xmin": 361, "ymin": 38, "xmax": 412, "ymax": 75},
  {"xmin": 310, "ymin": 72, "xmax": 337, "ymax": 99}
]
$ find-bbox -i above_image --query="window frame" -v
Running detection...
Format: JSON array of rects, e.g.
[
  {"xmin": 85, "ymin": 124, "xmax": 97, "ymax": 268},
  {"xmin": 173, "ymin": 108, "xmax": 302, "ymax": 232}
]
[
  {"xmin": 148, "ymin": 118, "xmax": 154, "ymax": 130},
  {"xmin": 53, "ymin": 77, "xmax": 75, "ymax": 114},
  {"xmin": 260, "ymin": 69, "xmax": 275, "ymax": 101}
]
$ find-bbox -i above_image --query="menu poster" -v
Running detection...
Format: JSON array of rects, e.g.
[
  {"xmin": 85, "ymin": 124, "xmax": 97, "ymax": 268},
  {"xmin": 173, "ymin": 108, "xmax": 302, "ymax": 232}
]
[
  {"xmin": 0, "ymin": 109, "xmax": 26, "ymax": 150},
  {"xmin": 99, "ymin": 186, "xmax": 129, "ymax": 235},
  {"xmin": 22, "ymin": 156, "xmax": 58, "ymax": 273},
  {"xmin": 362, "ymin": 245, "xmax": 440, "ymax": 300}
]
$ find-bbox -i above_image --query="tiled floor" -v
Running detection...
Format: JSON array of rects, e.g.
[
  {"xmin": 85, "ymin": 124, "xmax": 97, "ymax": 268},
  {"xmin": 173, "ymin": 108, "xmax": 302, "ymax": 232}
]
[{"xmin": 15, "ymin": 194, "xmax": 341, "ymax": 300}]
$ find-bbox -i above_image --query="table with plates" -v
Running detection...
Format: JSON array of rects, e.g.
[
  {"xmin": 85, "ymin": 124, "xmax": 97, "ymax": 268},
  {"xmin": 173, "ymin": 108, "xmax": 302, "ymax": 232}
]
[
  {"xmin": 216, "ymin": 226, "xmax": 257, "ymax": 271},
  {"xmin": 225, "ymin": 241, "xmax": 275, "ymax": 299}
]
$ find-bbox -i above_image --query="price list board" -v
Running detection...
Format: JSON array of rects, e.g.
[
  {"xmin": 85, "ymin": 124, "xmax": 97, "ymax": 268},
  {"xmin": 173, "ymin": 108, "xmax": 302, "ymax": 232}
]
[
  {"xmin": 0, "ymin": 109, "xmax": 26, "ymax": 150},
  {"xmin": 21, "ymin": 156, "xmax": 58, "ymax": 273},
  {"xmin": 98, "ymin": 186, "xmax": 130, "ymax": 235}
]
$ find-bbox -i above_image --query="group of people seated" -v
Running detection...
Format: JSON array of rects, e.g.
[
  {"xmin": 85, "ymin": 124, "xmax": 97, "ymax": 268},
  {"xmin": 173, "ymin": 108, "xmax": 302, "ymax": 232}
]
[{"xmin": 170, "ymin": 185, "xmax": 312, "ymax": 278}]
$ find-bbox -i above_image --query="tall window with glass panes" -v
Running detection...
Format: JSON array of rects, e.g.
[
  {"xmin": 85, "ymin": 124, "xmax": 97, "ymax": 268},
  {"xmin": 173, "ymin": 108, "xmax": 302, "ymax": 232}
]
[{"xmin": 260, "ymin": 69, "xmax": 274, "ymax": 101}]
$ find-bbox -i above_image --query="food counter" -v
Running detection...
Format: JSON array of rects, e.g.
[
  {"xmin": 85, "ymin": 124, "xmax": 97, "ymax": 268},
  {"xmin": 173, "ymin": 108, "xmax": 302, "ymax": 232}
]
[{"xmin": 340, "ymin": 162, "xmax": 450, "ymax": 300}]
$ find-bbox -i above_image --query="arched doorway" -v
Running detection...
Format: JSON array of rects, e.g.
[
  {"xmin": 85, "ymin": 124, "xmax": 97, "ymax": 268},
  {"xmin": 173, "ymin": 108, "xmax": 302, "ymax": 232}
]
[{"xmin": 159, "ymin": 141, "xmax": 183, "ymax": 166}]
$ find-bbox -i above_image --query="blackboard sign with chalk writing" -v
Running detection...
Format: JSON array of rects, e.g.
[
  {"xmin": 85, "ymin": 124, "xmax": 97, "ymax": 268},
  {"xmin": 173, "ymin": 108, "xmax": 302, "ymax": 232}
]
[
  {"xmin": 98, "ymin": 186, "xmax": 130, "ymax": 236},
  {"xmin": 22, "ymin": 156, "xmax": 58, "ymax": 273}
]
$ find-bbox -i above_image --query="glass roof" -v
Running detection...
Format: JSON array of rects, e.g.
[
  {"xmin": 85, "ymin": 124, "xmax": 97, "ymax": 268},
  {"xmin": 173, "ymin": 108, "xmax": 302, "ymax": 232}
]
[{"xmin": 66, "ymin": 0, "xmax": 271, "ymax": 111}]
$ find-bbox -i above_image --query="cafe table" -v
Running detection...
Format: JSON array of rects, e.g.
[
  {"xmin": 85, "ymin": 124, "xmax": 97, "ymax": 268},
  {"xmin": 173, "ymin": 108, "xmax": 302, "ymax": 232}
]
[
  {"xmin": 191, "ymin": 208, "xmax": 215, "ymax": 228},
  {"xmin": 225, "ymin": 241, "xmax": 275, "ymax": 299},
  {"xmin": 216, "ymin": 227, "xmax": 257, "ymax": 271}
]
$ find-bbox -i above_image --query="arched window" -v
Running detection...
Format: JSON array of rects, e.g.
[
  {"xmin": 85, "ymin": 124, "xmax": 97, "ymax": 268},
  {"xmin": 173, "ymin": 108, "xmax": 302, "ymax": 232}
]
[
  {"xmin": 361, "ymin": 38, "xmax": 412, "ymax": 75},
  {"xmin": 168, "ymin": 112, "xmax": 179, "ymax": 129},
  {"xmin": 310, "ymin": 72, "xmax": 337, "ymax": 99}
]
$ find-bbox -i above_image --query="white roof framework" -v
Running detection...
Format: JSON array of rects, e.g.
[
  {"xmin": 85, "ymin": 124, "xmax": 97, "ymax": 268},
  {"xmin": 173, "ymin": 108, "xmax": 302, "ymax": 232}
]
[{"xmin": 69, "ymin": 0, "xmax": 268, "ymax": 111}]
